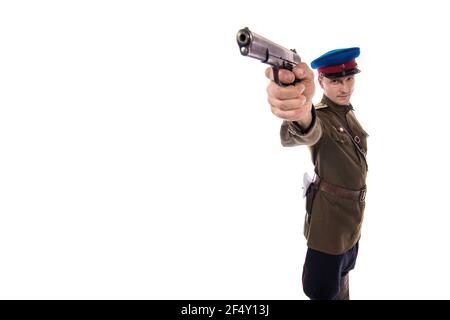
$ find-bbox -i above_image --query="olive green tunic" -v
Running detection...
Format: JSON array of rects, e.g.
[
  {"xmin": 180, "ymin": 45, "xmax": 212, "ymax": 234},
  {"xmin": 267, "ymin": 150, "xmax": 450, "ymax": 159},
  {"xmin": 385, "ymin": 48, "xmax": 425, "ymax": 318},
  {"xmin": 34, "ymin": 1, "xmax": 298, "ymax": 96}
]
[{"xmin": 280, "ymin": 95, "xmax": 369, "ymax": 255}]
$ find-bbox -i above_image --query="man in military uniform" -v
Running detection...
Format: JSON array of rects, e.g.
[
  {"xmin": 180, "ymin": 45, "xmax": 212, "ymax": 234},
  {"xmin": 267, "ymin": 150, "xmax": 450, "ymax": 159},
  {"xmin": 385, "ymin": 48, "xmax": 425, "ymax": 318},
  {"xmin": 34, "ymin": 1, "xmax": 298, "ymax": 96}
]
[{"xmin": 265, "ymin": 48, "xmax": 368, "ymax": 300}]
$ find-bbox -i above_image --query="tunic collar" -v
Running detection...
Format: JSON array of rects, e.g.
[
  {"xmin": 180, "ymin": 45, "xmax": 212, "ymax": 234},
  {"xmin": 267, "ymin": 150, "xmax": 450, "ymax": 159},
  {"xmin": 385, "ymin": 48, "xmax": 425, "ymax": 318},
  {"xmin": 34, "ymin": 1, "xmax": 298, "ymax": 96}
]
[{"xmin": 321, "ymin": 95, "xmax": 354, "ymax": 114}]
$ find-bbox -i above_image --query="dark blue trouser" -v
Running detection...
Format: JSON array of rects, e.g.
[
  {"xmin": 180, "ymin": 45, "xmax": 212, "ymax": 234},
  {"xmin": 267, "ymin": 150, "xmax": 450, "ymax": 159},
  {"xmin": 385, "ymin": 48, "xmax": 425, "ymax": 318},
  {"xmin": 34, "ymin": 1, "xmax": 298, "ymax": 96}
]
[{"xmin": 302, "ymin": 242, "xmax": 359, "ymax": 300}]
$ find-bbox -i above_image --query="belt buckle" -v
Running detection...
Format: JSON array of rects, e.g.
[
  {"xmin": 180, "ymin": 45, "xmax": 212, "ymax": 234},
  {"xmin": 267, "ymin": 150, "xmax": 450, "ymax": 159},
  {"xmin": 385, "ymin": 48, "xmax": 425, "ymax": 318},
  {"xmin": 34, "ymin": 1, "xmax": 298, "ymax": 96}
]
[{"xmin": 359, "ymin": 188, "xmax": 367, "ymax": 202}]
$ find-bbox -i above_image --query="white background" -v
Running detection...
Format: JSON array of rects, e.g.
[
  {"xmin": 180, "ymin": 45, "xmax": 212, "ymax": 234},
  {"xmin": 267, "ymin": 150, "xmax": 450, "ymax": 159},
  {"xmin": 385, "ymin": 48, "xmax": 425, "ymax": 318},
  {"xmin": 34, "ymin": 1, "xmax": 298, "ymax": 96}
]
[{"xmin": 1, "ymin": 0, "xmax": 449, "ymax": 299}]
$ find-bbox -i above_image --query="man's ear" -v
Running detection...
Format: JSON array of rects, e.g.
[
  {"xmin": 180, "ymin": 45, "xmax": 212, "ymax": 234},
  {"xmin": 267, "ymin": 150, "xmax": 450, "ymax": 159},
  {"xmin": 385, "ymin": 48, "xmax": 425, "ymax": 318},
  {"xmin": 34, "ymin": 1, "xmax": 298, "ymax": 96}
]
[{"xmin": 318, "ymin": 77, "xmax": 324, "ymax": 89}]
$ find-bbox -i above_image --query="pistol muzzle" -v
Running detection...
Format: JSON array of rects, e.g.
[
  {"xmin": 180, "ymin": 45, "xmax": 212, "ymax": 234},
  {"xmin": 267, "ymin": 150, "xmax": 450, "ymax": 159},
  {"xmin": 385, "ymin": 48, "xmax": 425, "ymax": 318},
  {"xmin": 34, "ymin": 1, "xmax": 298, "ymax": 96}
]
[{"xmin": 237, "ymin": 27, "xmax": 252, "ymax": 55}]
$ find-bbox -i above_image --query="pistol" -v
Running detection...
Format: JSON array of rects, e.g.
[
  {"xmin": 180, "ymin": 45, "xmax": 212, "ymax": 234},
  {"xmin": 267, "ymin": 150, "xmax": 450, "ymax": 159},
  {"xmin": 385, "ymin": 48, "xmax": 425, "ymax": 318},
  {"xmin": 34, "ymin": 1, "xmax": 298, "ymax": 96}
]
[{"xmin": 236, "ymin": 27, "xmax": 301, "ymax": 86}]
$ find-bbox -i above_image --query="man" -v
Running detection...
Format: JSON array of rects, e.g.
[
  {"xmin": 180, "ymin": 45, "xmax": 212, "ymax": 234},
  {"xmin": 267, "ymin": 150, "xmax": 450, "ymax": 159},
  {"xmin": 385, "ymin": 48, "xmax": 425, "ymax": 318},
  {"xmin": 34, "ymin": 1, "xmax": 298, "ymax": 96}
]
[{"xmin": 265, "ymin": 48, "xmax": 368, "ymax": 300}]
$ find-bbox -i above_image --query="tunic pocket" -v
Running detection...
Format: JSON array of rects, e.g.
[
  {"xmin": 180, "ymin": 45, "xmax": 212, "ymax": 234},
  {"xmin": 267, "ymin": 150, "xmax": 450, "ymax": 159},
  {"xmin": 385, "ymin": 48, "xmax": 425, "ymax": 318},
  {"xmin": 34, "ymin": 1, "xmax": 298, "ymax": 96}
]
[{"xmin": 330, "ymin": 125, "xmax": 351, "ymax": 144}]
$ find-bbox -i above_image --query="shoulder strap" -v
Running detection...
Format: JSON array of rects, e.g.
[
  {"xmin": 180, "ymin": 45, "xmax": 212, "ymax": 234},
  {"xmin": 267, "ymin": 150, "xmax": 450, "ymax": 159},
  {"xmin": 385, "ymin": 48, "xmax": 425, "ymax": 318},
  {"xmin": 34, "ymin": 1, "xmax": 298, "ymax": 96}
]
[{"xmin": 314, "ymin": 102, "xmax": 328, "ymax": 110}]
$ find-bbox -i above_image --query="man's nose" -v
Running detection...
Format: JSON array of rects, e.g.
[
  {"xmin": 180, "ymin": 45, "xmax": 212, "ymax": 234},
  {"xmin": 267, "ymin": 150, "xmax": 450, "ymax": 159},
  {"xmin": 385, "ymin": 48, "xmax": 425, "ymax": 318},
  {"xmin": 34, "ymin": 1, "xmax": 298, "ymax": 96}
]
[{"xmin": 340, "ymin": 83, "xmax": 350, "ymax": 93}]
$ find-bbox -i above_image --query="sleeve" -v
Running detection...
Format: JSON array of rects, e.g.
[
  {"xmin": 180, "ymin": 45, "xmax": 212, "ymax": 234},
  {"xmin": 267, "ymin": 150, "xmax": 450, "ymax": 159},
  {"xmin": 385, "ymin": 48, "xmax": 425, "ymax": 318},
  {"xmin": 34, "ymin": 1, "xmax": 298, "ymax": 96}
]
[{"xmin": 280, "ymin": 107, "xmax": 323, "ymax": 147}]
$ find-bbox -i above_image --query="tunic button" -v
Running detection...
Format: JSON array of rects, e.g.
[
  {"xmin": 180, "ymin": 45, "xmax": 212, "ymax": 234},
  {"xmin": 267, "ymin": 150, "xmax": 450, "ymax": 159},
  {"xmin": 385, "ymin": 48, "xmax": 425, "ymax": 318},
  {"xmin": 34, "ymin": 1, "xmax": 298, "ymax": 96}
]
[{"xmin": 339, "ymin": 127, "xmax": 344, "ymax": 132}]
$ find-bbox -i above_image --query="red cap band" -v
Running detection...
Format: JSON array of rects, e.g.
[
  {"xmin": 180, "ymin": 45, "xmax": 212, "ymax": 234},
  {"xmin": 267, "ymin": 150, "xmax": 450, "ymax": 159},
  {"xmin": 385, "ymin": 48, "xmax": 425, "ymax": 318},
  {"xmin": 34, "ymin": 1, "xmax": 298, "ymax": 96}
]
[{"xmin": 318, "ymin": 59, "xmax": 357, "ymax": 75}]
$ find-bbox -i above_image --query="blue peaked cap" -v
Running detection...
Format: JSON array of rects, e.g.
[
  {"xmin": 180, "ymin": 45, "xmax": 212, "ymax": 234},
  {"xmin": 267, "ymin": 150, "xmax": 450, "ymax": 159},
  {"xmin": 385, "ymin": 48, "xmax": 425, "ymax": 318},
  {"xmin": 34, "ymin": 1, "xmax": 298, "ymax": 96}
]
[{"xmin": 311, "ymin": 47, "xmax": 360, "ymax": 69}]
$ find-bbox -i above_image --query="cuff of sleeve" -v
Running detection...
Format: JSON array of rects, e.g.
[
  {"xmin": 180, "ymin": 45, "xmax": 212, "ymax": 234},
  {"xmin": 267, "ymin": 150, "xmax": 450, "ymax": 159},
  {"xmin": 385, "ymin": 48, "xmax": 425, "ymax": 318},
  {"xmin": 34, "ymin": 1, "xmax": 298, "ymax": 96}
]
[{"xmin": 288, "ymin": 107, "xmax": 317, "ymax": 136}]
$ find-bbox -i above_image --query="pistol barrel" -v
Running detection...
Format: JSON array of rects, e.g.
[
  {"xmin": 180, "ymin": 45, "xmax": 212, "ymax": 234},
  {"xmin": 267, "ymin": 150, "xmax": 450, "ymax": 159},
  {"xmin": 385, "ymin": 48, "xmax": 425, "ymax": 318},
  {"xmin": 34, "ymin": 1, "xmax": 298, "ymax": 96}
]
[{"xmin": 236, "ymin": 27, "xmax": 301, "ymax": 67}]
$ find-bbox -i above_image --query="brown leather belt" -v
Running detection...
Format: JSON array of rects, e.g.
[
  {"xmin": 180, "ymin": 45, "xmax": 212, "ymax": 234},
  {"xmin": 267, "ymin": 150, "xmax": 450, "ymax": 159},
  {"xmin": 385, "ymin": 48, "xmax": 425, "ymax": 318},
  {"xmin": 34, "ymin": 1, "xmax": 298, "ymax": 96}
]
[{"xmin": 315, "ymin": 177, "xmax": 366, "ymax": 202}]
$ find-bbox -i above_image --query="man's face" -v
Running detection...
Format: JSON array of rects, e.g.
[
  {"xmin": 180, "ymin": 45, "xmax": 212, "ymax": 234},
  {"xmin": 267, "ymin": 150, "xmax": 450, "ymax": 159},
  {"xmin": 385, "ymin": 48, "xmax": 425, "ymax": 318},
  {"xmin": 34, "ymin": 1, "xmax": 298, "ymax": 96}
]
[{"xmin": 319, "ymin": 75, "xmax": 355, "ymax": 105}]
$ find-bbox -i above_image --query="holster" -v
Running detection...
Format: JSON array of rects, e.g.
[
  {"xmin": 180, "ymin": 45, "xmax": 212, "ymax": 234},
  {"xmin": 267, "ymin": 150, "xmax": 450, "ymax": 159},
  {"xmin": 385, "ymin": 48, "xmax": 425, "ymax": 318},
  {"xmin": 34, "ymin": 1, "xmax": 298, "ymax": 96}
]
[{"xmin": 305, "ymin": 181, "xmax": 318, "ymax": 224}]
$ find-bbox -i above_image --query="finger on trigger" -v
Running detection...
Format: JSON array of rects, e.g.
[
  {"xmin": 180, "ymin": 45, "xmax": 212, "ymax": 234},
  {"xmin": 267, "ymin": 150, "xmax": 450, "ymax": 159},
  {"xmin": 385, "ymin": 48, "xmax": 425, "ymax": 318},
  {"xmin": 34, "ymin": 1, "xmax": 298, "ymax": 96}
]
[
  {"xmin": 293, "ymin": 62, "xmax": 312, "ymax": 80},
  {"xmin": 278, "ymin": 69, "xmax": 295, "ymax": 84}
]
